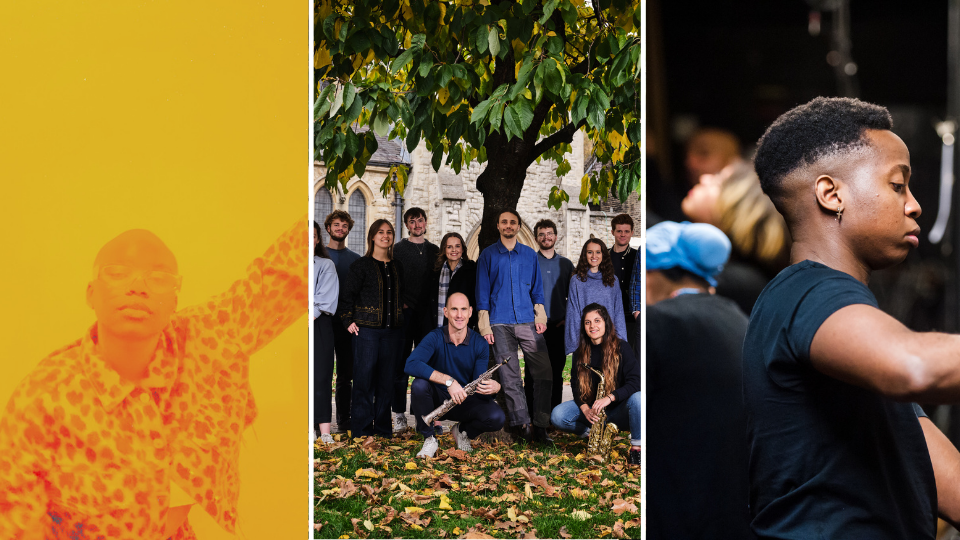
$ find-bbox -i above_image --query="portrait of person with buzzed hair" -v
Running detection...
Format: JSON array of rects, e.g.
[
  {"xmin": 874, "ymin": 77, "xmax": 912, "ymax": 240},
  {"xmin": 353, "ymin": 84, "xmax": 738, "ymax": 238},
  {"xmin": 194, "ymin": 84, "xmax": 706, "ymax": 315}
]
[{"xmin": 0, "ymin": 219, "xmax": 307, "ymax": 539}]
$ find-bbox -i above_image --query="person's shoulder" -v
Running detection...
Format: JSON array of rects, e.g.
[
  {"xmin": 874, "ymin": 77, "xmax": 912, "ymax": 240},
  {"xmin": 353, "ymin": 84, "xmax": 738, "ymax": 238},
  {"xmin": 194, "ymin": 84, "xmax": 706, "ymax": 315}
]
[
  {"xmin": 516, "ymin": 242, "xmax": 537, "ymax": 256},
  {"xmin": 5, "ymin": 341, "xmax": 83, "ymax": 413}
]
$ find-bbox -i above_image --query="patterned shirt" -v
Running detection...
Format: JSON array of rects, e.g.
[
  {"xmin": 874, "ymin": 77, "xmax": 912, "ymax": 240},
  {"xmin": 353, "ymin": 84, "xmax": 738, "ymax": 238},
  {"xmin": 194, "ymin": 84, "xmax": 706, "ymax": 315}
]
[
  {"xmin": 0, "ymin": 219, "xmax": 307, "ymax": 540},
  {"xmin": 437, "ymin": 259, "xmax": 462, "ymax": 327}
]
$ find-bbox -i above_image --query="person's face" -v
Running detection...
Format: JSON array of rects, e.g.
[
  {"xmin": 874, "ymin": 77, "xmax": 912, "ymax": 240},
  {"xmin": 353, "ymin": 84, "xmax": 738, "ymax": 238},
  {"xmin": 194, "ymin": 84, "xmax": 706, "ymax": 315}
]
[
  {"xmin": 583, "ymin": 310, "xmax": 605, "ymax": 344},
  {"xmin": 443, "ymin": 294, "xmax": 473, "ymax": 331},
  {"xmin": 374, "ymin": 223, "xmax": 394, "ymax": 249},
  {"xmin": 844, "ymin": 130, "xmax": 922, "ymax": 269},
  {"xmin": 498, "ymin": 213, "xmax": 519, "ymax": 239},
  {"xmin": 444, "ymin": 238, "xmax": 463, "ymax": 263},
  {"xmin": 681, "ymin": 170, "xmax": 724, "ymax": 226},
  {"xmin": 314, "ymin": 228, "xmax": 320, "ymax": 248},
  {"xmin": 327, "ymin": 219, "xmax": 350, "ymax": 242},
  {"xmin": 536, "ymin": 228, "xmax": 556, "ymax": 250},
  {"xmin": 86, "ymin": 231, "xmax": 180, "ymax": 341},
  {"xmin": 585, "ymin": 243, "xmax": 603, "ymax": 270},
  {"xmin": 686, "ymin": 132, "xmax": 736, "ymax": 185},
  {"xmin": 612, "ymin": 224, "xmax": 633, "ymax": 248},
  {"xmin": 405, "ymin": 214, "xmax": 427, "ymax": 237}
]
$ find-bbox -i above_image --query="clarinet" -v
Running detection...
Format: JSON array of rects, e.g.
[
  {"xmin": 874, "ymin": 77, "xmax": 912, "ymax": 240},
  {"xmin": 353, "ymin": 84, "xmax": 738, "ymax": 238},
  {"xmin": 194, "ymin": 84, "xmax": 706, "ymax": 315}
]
[{"xmin": 421, "ymin": 358, "xmax": 508, "ymax": 425}]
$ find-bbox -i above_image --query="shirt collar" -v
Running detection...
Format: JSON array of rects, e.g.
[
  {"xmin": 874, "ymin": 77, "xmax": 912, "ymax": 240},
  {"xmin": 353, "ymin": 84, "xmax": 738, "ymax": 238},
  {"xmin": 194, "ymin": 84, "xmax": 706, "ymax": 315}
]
[
  {"xmin": 440, "ymin": 325, "xmax": 471, "ymax": 346},
  {"xmin": 81, "ymin": 323, "xmax": 180, "ymax": 412}
]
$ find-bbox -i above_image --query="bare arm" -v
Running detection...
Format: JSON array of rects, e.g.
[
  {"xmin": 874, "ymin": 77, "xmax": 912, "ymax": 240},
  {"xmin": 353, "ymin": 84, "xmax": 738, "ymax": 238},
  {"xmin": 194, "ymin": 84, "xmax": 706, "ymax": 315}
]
[
  {"xmin": 810, "ymin": 304, "xmax": 960, "ymax": 402},
  {"xmin": 919, "ymin": 416, "xmax": 960, "ymax": 529}
]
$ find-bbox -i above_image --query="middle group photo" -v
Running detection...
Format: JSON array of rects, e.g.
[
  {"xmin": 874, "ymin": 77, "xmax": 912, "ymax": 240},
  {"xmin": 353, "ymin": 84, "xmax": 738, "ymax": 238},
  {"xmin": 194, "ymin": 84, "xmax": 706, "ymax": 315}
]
[{"xmin": 311, "ymin": 1, "xmax": 642, "ymax": 538}]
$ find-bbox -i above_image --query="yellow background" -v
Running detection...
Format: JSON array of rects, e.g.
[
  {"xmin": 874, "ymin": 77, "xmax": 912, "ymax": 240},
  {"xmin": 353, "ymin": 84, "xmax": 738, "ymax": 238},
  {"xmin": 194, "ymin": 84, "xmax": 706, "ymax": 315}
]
[{"xmin": 0, "ymin": 2, "xmax": 308, "ymax": 539}]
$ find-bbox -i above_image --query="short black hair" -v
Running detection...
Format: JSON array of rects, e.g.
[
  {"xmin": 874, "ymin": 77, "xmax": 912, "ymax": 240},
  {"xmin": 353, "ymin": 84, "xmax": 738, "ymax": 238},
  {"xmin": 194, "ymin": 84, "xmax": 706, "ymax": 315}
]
[
  {"xmin": 403, "ymin": 207, "xmax": 427, "ymax": 223},
  {"xmin": 498, "ymin": 208, "xmax": 522, "ymax": 226},
  {"xmin": 660, "ymin": 267, "xmax": 711, "ymax": 290},
  {"xmin": 754, "ymin": 97, "xmax": 892, "ymax": 204}
]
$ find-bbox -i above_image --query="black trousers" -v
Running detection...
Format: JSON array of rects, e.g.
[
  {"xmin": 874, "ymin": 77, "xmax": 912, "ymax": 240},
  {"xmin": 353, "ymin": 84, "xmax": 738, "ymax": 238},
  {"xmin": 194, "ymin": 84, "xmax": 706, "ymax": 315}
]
[
  {"xmin": 313, "ymin": 314, "xmax": 335, "ymax": 427},
  {"xmin": 525, "ymin": 322, "xmax": 566, "ymax": 412},
  {"xmin": 331, "ymin": 320, "xmax": 354, "ymax": 429},
  {"xmin": 393, "ymin": 306, "xmax": 423, "ymax": 413},
  {"xmin": 409, "ymin": 378, "xmax": 505, "ymax": 439}
]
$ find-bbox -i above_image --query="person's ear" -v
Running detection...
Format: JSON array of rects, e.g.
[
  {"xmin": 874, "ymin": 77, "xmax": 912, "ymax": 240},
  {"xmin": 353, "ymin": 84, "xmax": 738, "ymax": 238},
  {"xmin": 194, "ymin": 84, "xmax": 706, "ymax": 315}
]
[
  {"xmin": 86, "ymin": 282, "xmax": 95, "ymax": 309},
  {"xmin": 814, "ymin": 174, "xmax": 844, "ymax": 217}
]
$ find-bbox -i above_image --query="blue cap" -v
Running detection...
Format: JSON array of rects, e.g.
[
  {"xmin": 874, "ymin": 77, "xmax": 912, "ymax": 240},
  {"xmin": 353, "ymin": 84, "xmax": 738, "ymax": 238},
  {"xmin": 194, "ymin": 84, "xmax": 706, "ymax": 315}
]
[{"xmin": 646, "ymin": 221, "xmax": 731, "ymax": 287}]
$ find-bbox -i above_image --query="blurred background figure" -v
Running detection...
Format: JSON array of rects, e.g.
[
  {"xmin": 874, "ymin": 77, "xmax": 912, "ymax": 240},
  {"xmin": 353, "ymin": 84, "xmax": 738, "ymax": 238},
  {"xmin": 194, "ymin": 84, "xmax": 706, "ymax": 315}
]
[
  {"xmin": 644, "ymin": 220, "xmax": 754, "ymax": 540},
  {"xmin": 682, "ymin": 160, "xmax": 790, "ymax": 314},
  {"xmin": 684, "ymin": 127, "xmax": 743, "ymax": 185}
]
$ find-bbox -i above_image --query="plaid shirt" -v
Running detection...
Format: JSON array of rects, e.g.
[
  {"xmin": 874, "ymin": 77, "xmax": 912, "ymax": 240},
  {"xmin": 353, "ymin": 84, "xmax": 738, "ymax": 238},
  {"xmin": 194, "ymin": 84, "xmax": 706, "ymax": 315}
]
[
  {"xmin": 630, "ymin": 247, "xmax": 642, "ymax": 314},
  {"xmin": 437, "ymin": 259, "xmax": 463, "ymax": 327}
]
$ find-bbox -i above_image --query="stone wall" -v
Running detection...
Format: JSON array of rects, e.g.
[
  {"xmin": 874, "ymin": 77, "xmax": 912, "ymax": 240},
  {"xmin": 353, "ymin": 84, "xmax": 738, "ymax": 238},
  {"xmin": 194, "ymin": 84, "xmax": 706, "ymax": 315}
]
[{"xmin": 315, "ymin": 130, "xmax": 641, "ymax": 261}]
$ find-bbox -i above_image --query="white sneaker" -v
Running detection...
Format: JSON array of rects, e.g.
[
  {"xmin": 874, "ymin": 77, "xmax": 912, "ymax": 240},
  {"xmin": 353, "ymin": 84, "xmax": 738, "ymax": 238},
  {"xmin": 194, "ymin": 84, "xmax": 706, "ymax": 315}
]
[
  {"xmin": 452, "ymin": 424, "xmax": 473, "ymax": 452},
  {"xmin": 416, "ymin": 436, "xmax": 439, "ymax": 458},
  {"xmin": 319, "ymin": 433, "xmax": 334, "ymax": 444},
  {"xmin": 393, "ymin": 412, "xmax": 409, "ymax": 433}
]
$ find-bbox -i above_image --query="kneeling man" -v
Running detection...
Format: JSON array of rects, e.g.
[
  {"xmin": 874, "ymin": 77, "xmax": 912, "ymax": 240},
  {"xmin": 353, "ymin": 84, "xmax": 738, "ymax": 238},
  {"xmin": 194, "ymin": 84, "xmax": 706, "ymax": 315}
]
[{"xmin": 405, "ymin": 292, "xmax": 505, "ymax": 458}]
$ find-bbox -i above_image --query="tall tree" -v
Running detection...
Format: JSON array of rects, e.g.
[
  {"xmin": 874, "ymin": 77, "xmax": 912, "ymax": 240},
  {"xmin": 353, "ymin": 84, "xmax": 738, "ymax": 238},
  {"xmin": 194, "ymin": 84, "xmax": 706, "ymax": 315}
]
[{"xmin": 314, "ymin": 0, "xmax": 641, "ymax": 248}]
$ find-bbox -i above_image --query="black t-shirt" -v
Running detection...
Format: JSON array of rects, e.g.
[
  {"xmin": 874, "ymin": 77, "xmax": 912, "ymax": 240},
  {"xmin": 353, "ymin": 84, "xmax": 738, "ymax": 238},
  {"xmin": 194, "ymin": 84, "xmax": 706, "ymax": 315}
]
[
  {"xmin": 743, "ymin": 260, "xmax": 936, "ymax": 539},
  {"xmin": 647, "ymin": 293, "xmax": 754, "ymax": 540}
]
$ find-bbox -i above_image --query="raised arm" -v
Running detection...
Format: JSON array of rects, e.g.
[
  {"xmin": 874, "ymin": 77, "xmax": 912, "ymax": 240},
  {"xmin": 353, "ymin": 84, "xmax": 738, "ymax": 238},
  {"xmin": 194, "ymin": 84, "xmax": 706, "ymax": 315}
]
[
  {"xmin": 180, "ymin": 218, "xmax": 308, "ymax": 356},
  {"xmin": 810, "ymin": 304, "xmax": 960, "ymax": 402}
]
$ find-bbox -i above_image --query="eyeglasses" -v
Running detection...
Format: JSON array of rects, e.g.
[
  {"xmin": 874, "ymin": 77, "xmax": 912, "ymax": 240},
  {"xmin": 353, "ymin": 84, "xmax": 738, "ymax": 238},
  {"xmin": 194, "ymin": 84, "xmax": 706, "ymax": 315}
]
[
  {"xmin": 537, "ymin": 233, "xmax": 556, "ymax": 239},
  {"xmin": 95, "ymin": 265, "xmax": 182, "ymax": 293}
]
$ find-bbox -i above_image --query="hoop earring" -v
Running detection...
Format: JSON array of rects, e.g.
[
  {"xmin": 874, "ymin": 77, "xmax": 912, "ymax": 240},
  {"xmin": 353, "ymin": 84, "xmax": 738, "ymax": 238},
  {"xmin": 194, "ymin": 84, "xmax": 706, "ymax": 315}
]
[{"xmin": 836, "ymin": 207, "xmax": 843, "ymax": 223}]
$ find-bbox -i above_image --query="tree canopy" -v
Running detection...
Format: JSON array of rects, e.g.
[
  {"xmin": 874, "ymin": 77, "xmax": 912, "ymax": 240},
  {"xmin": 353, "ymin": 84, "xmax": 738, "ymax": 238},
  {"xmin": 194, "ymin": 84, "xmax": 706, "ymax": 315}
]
[{"xmin": 314, "ymin": 0, "xmax": 640, "ymax": 244}]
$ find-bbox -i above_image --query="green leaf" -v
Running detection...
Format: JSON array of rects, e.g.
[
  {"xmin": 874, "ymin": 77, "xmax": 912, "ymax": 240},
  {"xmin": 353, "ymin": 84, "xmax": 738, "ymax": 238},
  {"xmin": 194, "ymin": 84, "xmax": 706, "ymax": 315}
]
[
  {"xmin": 503, "ymin": 105, "xmax": 522, "ymax": 140},
  {"xmin": 539, "ymin": 0, "xmax": 558, "ymax": 25},
  {"xmin": 511, "ymin": 98, "xmax": 535, "ymax": 131},
  {"xmin": 488, "ymin": 102, "xmax": 505, "ymax": 133},
  {"xmin": 521, "ymin": 0, "xmax": 537, "ymax": 16},
  {"xmin": 329, "ymin": 84, "xmax": 344, "ymax": 118},
  {"xmin": 544, "ymin": 60, "xmax": 562, "ymax": 96},
  {"xmin": 406, "ymin": 126, "xmax": 421, "ymax": 153},
  {"xmin": 373, "ymin": 112, "xmax": 391, "ymax": 137},
  {"xmin": 390, "ymin": 49, "xmax": 414, "ymax": 74},
  {"xmin": 449, "ymin": 144, "xmax": 464, "ymax": 174},
  {"xmin": 470, "ymin": 99, "xmax": 493, "ymax": 124},
  {"xmin": 419, "ymin": 56, "xmax": 434, "ymax": 77},
  {"xmin": 476, "ymin": 25, "xmax": 489, "ymax": 54},
  {"xmin": 547, "ymin": 186, "xmax": 570, "ymax": 210},
  {"xmin": 508, "ymin": 59, "xmax": 535, "ymax": 100},
  {"xmin": 313, "ymin": 84, "xmax": 334, "ymax": 120},
  {"xmin": 488, "ymin": 27, "xmax": 500, "ymax": 57},
  {"xmin": 437, "ymin": 65, "xmax": 454, "ymax": 89},
  {"xmin": 345, "ymin": 130, "xmax": 361, "ymax": 159},
  {"xmin": 342, "ymin": 83, "xmax": 357, "ymax": 112},
  {"xmin": 431, "ymin": 145, "xmax": 444, "ymax": 171},
  {"xmin": 556, "ymin": 159, "xmax": 571, "ymax": 177},
  {"xmin": 322, "ymin": 13, "xmax": 338, "ymax": 42},
  {"xmin": 450, "ymin": 64, "xmax": 469, "ymax": 81}
]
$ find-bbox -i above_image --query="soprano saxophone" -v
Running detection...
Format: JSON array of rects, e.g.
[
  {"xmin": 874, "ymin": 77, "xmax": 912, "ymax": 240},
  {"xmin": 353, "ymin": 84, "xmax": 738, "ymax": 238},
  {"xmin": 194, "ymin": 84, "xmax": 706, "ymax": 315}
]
[
  {"xmin": 586, "ymin": 366, "xmax": 619, "ymax": 462},
  {"xmin": 421, "ymin": 358, "xmax": 508, "ymax": 425}
]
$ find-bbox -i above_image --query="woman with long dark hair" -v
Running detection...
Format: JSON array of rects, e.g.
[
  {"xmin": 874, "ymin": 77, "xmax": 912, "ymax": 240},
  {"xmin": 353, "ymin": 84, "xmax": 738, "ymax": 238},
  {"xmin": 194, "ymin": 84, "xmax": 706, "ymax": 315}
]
[
  {"xmin": 417, "ymin": 232, "xmax": 478, "ymax": 337},
  {"xmin": 564, "ymin": 239, "xmax": 628, "ymax": 354},
  {"xmin": 338, "ymin": 219, "xmax": 405, "ymax": 437},
  {"xmin": 313, "ymin": 221, "xmax": 338, "ymax": 444},
  {"xmin": 551, "ymin": 303, "xmax": 641, "ymax": 464}
]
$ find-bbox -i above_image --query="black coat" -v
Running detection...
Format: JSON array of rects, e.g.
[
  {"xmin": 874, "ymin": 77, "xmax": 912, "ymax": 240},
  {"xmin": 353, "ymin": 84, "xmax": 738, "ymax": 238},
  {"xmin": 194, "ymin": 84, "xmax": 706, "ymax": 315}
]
[
  {"xmin": 416, "ymin": 259, "xmax": 478, "ymax": 339},
  {"xmin": 337, "ymin": 256, "xmax": 405, "ymax": 329}
]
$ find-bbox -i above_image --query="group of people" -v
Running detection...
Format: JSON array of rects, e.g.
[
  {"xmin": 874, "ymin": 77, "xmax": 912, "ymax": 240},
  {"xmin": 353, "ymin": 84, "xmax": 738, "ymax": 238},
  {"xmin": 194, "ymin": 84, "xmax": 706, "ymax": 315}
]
[
  {"xmin": 647, "ymin": 96, "xmax": 960, "ymax": 540},
  {"xmin": 313, "ymin": 207, "xmax": 642, "ymax": 464}
]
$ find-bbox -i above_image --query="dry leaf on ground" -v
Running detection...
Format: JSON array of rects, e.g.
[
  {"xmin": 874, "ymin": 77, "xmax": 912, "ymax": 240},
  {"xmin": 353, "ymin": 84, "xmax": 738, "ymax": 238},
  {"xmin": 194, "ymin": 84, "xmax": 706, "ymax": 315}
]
[
  {"xmin": 611, "ymin": 498, "xmax": 638, "ymax": 515},
  {"xmin": 558, "ymin": 526, "xmax": 572, "ymax": 538}
]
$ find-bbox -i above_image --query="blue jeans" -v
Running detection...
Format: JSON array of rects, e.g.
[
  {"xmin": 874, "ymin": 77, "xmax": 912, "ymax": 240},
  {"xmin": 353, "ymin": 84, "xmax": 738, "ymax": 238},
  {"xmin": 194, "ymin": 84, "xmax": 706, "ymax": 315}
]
[
  {"xmin": 351, "ymin": 327, "xmax": 403, "ymax": 437},
  {"xmin": 551, "ymin": 391, "xmax": 643, "ymax": 446}
]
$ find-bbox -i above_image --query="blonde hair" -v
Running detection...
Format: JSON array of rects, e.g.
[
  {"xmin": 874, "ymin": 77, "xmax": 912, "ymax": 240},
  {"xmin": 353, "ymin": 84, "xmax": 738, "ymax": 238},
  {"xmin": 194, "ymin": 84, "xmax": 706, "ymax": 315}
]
[{"xmin": 717, "ymin": 163, "xmax": 790, "ymax": 270}]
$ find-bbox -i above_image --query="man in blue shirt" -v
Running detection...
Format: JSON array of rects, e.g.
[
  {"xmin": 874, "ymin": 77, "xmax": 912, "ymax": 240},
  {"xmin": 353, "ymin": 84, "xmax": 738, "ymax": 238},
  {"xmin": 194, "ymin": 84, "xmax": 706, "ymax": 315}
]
[
  {"xmin": 324, "ymin": 210, "xmax": 361, "ymax": 433},
  {"xmin": 475, "ymin": 209, "xmax": 552, "ymax": 443},
  {"xmin": 406, "ymin": 293, "xmax": 505, "ymax": 458}
]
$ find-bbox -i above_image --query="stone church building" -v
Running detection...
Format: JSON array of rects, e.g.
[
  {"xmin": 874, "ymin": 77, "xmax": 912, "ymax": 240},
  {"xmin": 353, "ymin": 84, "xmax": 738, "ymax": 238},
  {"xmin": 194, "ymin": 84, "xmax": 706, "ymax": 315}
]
[{"xmin": 314, "ymin": 130, "xmax": 641, "ymax": 260}]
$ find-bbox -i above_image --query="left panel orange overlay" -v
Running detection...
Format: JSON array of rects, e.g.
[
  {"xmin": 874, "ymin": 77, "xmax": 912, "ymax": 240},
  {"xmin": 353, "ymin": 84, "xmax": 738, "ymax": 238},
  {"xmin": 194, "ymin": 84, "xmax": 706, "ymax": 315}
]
[{"xmin": 0, "ymin": 2, "xmax": 307, "ymax": 540}]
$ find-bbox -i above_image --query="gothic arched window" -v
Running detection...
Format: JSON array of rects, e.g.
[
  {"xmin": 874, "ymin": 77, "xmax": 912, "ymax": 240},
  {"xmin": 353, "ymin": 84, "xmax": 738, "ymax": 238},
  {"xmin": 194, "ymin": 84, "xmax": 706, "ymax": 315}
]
[{"xmin": 347, "ymin": 189, "xmax": 367, "ymax": 251}]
